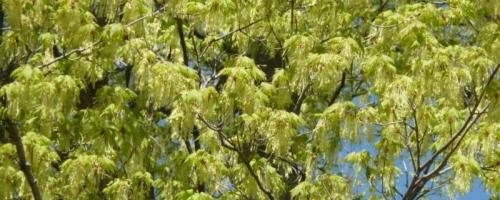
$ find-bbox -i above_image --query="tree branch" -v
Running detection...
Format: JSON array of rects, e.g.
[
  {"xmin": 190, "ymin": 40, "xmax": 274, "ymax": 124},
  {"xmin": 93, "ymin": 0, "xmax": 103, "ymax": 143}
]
[
  {"xmin": 5, "ymin": 119, "xmax": 43, "ymax": 200},
  {"xmin": 376, "ymin": 0, "xmax": 389, "ymax": 14},
  {"xmin": 411, "ymin": 105, "xmax": 421, "ymax": 171},
  {"xmin": 40, "ymin": 41, "xmax": 102, "ymax": 69},
  {"xmin": 39, "ymin": 5, "xmax": 167, "ymax": 70},
  {"xmin": 126, "ymin": 6, "xmax": 166, "ymax": 26},
  {"xmin": 327, "ymin": 71, "xmax": 347, "ymax": 106},
  {"xmin": 402, "ymin": 64, "xmax": 499, "ymax": 200},
  {"xmin": 199, "ymin": 18, "xmax": 266, "ymax": 58},
  {"xmin": 292, "ymin": 83, "xmax": 312, "ymax": 114},
  {"xmin": 175, "ymin": 16, "xmax": 203, "ymax": 155},
  {"xmin": 422, "ymin": 104, "xmax": 489, "ymax": 180},
  {"xmin": 403, "ymin": 120, "xmax": 417, "ymax": 173},
  {"xmin": 197, "ymin": 114, "xmax": 275, "ymax": 199},
  {"xmin": 419, "ymin": 64, "xmax": 499, "ymax": 174},
  {"xmin": 240, "ymin": 155, "xmax": 275, "ymax": 200},
  {"xmin": 198, "ymin": 113, "xmax": 305, "ymax": 181},
  {"xmin": 176, "ymin": 18, "xmax": 190, "ymax": 66}
]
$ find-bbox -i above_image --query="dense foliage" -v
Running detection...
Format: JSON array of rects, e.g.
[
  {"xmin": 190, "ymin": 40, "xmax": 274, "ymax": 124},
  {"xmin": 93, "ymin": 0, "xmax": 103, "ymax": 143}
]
[{"xmin": 0, "ymin": 0, "xmax": 499, "ymax": 199}]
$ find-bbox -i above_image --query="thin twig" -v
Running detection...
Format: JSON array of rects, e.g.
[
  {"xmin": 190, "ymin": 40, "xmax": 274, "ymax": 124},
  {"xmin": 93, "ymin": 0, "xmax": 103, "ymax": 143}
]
[
  {"xmin": 411, "ymin": 105, "xmax": 421, "ymax": 171},
  {"xmin": 376, "ymin": 121, "xmax": 405, "ymax": 126},
  {"xmin": 40, "ymin": 41, "xmax": 102, "ymax": 69},
  {"xmin": 403, "ymin": 120, "xmax": 418, "ymax": 174},
  {"xmin": 199, "ymin": 18, "xmax": 266, "ymax": 58},
  {"xmin": 39, "ymin": 5, "xmax": 167, "ymax": 69},
  {"xmin": 465, "ymin": 18, "xmax": 479, "ymax": 33},
  {"xmin": 126, "ymin": 6, "xmax": 166, "ymax": 26}
]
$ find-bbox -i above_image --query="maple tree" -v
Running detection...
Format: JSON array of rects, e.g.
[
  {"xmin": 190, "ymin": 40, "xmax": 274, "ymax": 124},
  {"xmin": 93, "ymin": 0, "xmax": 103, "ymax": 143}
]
[{"xmin": 0, "ymin": 0, "xmax": 499, "ymax": 199}]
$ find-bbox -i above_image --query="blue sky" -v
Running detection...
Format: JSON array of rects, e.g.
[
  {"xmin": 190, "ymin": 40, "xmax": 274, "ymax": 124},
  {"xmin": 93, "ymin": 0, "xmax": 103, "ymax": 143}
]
[{"xmin": 456, "ymin": 179, "xmax": 490, "ymax": 200}]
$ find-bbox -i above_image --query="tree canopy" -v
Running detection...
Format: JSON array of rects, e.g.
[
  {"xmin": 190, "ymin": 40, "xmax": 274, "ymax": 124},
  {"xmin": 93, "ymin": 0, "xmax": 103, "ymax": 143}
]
[{"xmin": 0, "ymin": 0, "xmax": 499, "ymax": 199}]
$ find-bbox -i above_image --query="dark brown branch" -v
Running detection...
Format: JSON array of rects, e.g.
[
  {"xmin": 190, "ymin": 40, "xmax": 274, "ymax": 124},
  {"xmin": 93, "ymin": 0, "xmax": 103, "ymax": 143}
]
[
  {"xmin": 419, "ymin": 64, "xmax": 499, "ymax": 174},
  {"xmin": 184, "ymin": 139, "xmax": 193, "ymax": 153},
  {"xmin": 404, "ymin": 100, "xmax": 491, "ymax": 200},
  {"xmin": 124, "ymin": 63, "xmax": 133, "ymax": 88},
  {"xmin": 197, "ymin": 114, "xmax": 238, "ymax": 153},
  {"xmin": 266, "ymin": 17, "xmax": 284, "ymax": 50},
  {"xmin": 422, "ymin": 105, "xmax": 489, "ymax": 180},
  {"xmin": 376, "ymin": 0, "xmax": 389, "ymax": 14},
  {"xmin": 176, "ymin": 19, "xmax": 202, "ymax": 154},
  {"xmin": 5, "ymin": 119, "xmax": 43, "ymax": 200},
  {"xmin": 256, "ymin": 149, "xmax": 305, "ymax": 181},
  {"xmin": 239, "ymin": 153, "xmax": 275, "ymax": 200},
  {"xmin": 292, "ymin": 83, "xmax": 312, "ymax": 114},
  {"xmin": 191, "ymin": 36, "xmax": 201, "ymax": 68},
  {"xmin": 201, "ymin": 114, "xmax": 306, "ymax": 199},
  {"xmin": 40, "ymin": 41, "xmax": 101, "ymax": 71},
  {"xmin": 192, "ymin": 127, "xmax": 201, "ymax": 151},
  {"xmin": 327, "ymin": 71, "xmax": 347, "ymax": 106},
  {"xmin": 175, "ymin": 17, "xmax": 202, "ymax": 155},
  {"xmin": 197, "ymin": 114, "xmax": 223, "ymax": 132},
  {"xmin": 402, "ymin": 64, "xmax": 500, "ymax": 200},
  {"xmin": 176, "ymin": 18, "xmax": 189, "ymax": 66},
  {"xmin": 411, "ymin": 105, "xmax": 421, "ymax": 171},
  {"xmin": 393, "ymin": 185, "xmax": 404, "ymax": 198}
]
